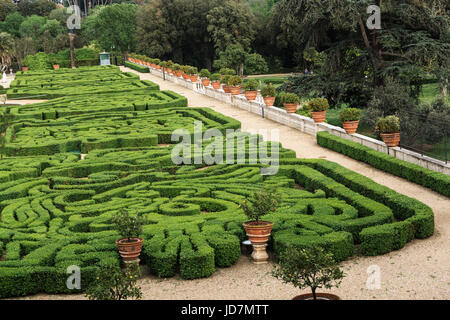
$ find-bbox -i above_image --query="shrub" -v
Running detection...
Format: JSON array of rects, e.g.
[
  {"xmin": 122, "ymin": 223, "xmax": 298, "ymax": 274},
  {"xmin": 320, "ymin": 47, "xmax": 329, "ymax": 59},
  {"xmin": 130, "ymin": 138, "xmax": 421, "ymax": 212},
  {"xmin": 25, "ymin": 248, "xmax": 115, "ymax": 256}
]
[
  {"xmin": 228, "ymin": 75, "xmax": 242, "ymax": 86},
  {"xmin": 339, "ymin": 108, "xmax": 362, "ymax": 122},
  {"xmin": 219, "ymin": 68, "xmax": 236, "ymax": 76},
  {"xmin": 240, "ymin": 187, "xmax": 281, "ymax": 222},
  {"xmin": 85, "ymin": 262, "xmax": 142, "ymax": 300},
  {"xmin": 281, "ymin": 92, "xmax": 300, "ymax": 104},
  {"xmin": 124, "ymin": 61, "xmax": 149, "ymax": 73},
  {"xmin": 307, "ymin": 98, "xmax": 329, "ymax": 112},
  {"xmin": 375, "ymin": 115, "xmax": 400, "ymax": 133},
  {"xmin": 316, "ymin": 131, "xmax": 450, "ymax": 198},
  {"xmin": 199, "ymin": 69, "xmax": 211, "ymax": 78},
  {"xmin": 187, "ymin": 66, "xmax": 198, "ymax": 75},
  {"xmin": 172, "ymin": 64, "xmax": 181, "ymax": 71},
  {"xmin": 272, "ymin": 246, "xmax": 345, "ymax": 300},
  {"xmin": 261, "ymin": 83, "xmax": 276, "ymax": 97},
  {"xmin": 113, "ymin": 209, "xmax": 146, "ymax": 240},
  {"xmin": 210, "ymin": 73, "xmax": 221, "ymax": 81},
  {"xmin": 243, "ymin": 79, "xmax": 259, "ymax": 91}
]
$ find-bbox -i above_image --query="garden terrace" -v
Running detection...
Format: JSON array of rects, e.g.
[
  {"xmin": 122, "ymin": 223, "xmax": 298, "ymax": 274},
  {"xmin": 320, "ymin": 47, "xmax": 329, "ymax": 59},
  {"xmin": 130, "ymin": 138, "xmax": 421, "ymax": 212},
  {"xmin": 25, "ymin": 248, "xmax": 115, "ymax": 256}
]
[{"xmin": 0, "ymin": 66, "xmax": 435, "ymax": 298}]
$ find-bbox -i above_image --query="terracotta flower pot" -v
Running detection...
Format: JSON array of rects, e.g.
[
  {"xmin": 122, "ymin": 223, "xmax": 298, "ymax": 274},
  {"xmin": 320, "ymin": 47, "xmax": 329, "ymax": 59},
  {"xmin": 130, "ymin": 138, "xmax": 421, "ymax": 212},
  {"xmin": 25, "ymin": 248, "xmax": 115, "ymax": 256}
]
[
  {"xmin": 116, "ymin": 238, "xmax": 144, "ymax": 262},
  {"xmin": 381, "ymin": 132, "xmax": 400, "ymax": 147},
  {"xmin": 183, "ymin": 73, "xmax": 190, "ymax": 80},
  {"xmin": 167, "ymin": 68, "xmax": 173, "ymax": 74},
  {"xmin": 212, "ymin": 81, "xmax": 221, "ymax": 90},
  {"xmin": 242, "ymin": 221, "xmax": 274, "ymax": 245},
  {"xmin": 176, "ymin": 71, "xmax": 182, "ymax": 77},
  {"xmin": 222, "ymin": 84, "xmax": 231, "ymax": 93},
  {"xmin": 53, "ymin": 64, "xmax": 60, "ymax": 70},
  {"xmin": 201, "ymin": 79, "xmax": 211, "ymax": 87},
  {"xmin": 284, "ymin": 103, "xmax": 298, "ymax": 113},
  {"xmin": 342, "ymin": 120, "xmax": 360, "ymax": 134},
  {"xmin": 263, "ymin": 97, "xmax": 275, "ymax": 107},
  {"xmin": 230, "ymin": 86, "xmax": 241, "ymax": 95},
  {"xmin": 156, "ymin": 65, "xmax": 161, "ymax": 70},
  {"xmin": 244, "ymin": 90, "xmax": 258, "ymax": 101},
  {"xmin": 292, "ymin": 293, "xmax": 340, "ymax": 300},
  {"xmin": 311, "ymin": 110, "xmax": 327, "ymax": 123},
  {"xmin": 22, "ymin": 67, "xmax": 29, "ymax": 71},
  {"xmin": 190, "ymin": 75, "xmax": 198, "ymax": 82}
]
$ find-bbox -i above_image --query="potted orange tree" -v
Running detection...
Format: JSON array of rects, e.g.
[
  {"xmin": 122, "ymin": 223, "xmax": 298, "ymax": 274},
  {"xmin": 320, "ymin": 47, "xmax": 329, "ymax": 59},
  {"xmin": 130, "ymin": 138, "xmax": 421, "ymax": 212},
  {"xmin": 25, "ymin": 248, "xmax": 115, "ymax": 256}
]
[
  {"xmin": 272, "ymin": 246, "xmax": 345, "ymax": 300},
  {"xmin": 114, "ymin": 209, "xmax": 146, "ymax": 263},
  {"xmin": 173, "ymin": 64, "xmax": 182, "ymax": 77},
  {"xmin": 181, "ymin": 65, "xmax": 191, "ymax": 80},
  {"xmin": 210, "ymin": 73, "xmax": 221, "ymax": 89},
  {"xmin": 308, "ymin": 97, "xmax": 329, "ymax": 123},
  {"xmin": 240, "ymin": 188, "xmax": 281, "ymax": 263},
  {"xmin": 228, "ymin": 75, "xmax": 243, "ymax": 95},
  {"xmin": 199, "ymin": 69, "xmax": 211, "ymax": 86},
  {"xmin": 376, "ymin": 115, "xmax": 400, "ymax": 147},
  {"xmin": 261, "ymin": 83, "xmax": 276, "ymax": 107},
  {"xmin": 243, "ymin": 79, "xmax": 259, "ymax": 101},
  {"xmin": 220, "ymin": 68, "xmax": 236, "ymax": 93},
  {"xmin": 339, "ymin": 108, "xmax": 362, "ymax": 134},
  {"xmin": 281, "ymin": 92, "xmax": 300, "ymax": 113}
]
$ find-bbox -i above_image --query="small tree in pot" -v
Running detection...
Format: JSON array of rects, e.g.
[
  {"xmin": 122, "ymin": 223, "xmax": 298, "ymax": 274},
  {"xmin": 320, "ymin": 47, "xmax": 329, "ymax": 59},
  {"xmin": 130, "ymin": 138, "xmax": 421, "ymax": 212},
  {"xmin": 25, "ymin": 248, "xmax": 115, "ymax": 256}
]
[
  {"xmin": 272, "ymin": 246, "xmax": 345, "ymax": 300},
  {"xmin": 228, "ymin": 75, "xmax": 243, "ymax": 95},
  {"xmin": 219, "ymin": 68, "xmax": 236, "ymax": 93},
  {"xmin": 240, "ymin": 188, "xmax": 281, "ymax": 263},
  {"xmin": 199, "ymin": 69, "xmax": 211, "ymax": 87},
  {"xmin": 308, "ymin": 98, "xmax": 329, "ymax": 123},
  {"xmin": 243, "ymin": 79, "xmax": 259, "ymax": 101},
  {"xmin": 339, "ymin": 108, "xmax": 362, "ymax": 134},
  {"xmin": 210, "ymin": 73, "xmax": 221, "ymax": 90},
  {"xmin": 376, "ymin": 115, "xmax": 400, "ymax": 147},
  {"xmin": 114, "ymin": 209, "xmax": 146, "ymax": 262},
  {"xmin": 173, "ymin": 64, "xmax": 182, "ymax": 77},
  {"xmin": 261, "ymin": 83, "xmax": 276, "ymax": 106},
  {"xmin": 281, "ymin": 92, "xmax": 300, "ymax": 113}
]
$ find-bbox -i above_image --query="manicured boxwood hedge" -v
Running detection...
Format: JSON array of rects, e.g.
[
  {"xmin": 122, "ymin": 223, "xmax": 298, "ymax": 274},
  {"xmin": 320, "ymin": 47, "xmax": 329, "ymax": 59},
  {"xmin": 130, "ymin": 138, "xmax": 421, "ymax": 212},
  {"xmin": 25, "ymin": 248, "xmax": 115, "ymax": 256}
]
[
  {"xmin": 124, "ymin": 61, "xmax": 150, "ymax": 73},
  {"xmin": 0, "ymin": 66, "xmax": 436, "ymax": 298},
  {"xmin": 317, "ymin": 131, "xmax": 450, "ymax": 197}
]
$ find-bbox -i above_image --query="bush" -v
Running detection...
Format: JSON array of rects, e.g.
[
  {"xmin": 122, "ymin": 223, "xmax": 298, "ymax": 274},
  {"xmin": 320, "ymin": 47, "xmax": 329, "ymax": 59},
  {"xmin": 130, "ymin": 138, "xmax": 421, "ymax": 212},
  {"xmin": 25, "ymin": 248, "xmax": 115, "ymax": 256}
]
[
  {"xmin": 244, "ymin": 53, "xmax": 268, "ymax": 75},
  {"xmin": 124, "ymin": 61, "xmax": 149, "ymax": 73},
  {"xmin": 316, "ymin": 131, "xmax": 450, "ymax": 198},
  {"xmin": 210, "ymin": 73, "xmax": 221, "ymax": 81},
  {"xmin": 261, "ymin": 83, "xmax": 276, "ymax": 97},
  {"xmin": 228, "ymin": 75, "xmax": 242, "ymax": 86},
  {"xmin": 281, "ymin": 92, "xmax": 300, "ymax": 104},
  {"xmin": 187, "ymin": 66, "xmax": 198, "ymax": 75},
  {"xmin": 219, "ymin": 68, "xmax": 236, "ymax": 76},
  {"xmin": 307, "ymin": 98, "xmax": 329, "ymax": 112},
  {"xmin": 375, "ymin": 115, "xmax": 400, "ymax": 133},
  {"xmin": 243, "ymin": 79, "xmax": 258, "ymax": 91},
  {"xmin": 339, "ymin": 108, "xmax": 362, "ymax": 122},
  {"xmin": 199, "ymin": 69, "xmax": 211, "ymax": 78}
]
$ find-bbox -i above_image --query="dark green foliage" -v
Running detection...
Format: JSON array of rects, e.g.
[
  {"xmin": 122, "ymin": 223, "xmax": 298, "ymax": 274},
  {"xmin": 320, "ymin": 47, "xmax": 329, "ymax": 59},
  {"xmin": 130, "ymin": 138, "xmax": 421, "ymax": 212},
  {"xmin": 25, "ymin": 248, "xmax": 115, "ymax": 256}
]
[
  {"xmin": 124, "ymin": 61, "xmax": 149, "ymax": 73},
  {"xmin": 317, "ymin": 131, "xmax": 450, "ymax": 197}
]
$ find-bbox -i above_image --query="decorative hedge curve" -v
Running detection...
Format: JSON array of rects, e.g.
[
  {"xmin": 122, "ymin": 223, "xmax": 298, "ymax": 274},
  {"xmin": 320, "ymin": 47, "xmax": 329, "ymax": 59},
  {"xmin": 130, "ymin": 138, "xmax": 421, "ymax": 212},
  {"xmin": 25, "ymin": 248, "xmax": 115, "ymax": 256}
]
[
  {"xmin": 124, "ymin": 61, "xmax": 150, "ymax": 73},
  {"xmin": 0, "ymin": 66, "xmax": 435, "ymax": 298},
  {"xmin": 317, "ymin": 131, "xmax": 450, "ymax": 197}
]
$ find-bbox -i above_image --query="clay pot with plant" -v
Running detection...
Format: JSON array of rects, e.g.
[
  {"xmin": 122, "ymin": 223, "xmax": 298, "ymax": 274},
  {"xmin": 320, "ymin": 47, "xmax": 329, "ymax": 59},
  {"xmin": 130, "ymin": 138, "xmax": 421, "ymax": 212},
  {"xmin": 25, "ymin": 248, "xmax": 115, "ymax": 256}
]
[
  {"xmin": 376, "ymin": 115, "xmax": 400, "ymax": 147},
  {"xmin": 219, "ymin": 68, "xmax": 236, "ymax": 93},
  {"xmin": 188, "ymin": 66, "xmax": 199, "ymax": 82},
  {"xmin": 199, "ymin": 69, "xmax": 211, "ymax": 87},
  {"xmin": 339, "ymin": 108, "xmax": 362, "ymax": 134},
  {"xmin": 272, "ymin": 246, "xmax": 345, "ymax": 300},
  {"xmin": 240, "ymin": 188, "xmax": 281, "ymax": 263},
  {"xmin": 21, "ymin": 60, "xmax": 29, "ymax": 71},
  {"xmin": 308, "ymin": 98, "xmax": 329, "ymax": 123},
  {"xmin": 261, "ymin": 83, "xmax": 276, "ymax": 106},
  {"xmin": 210, "ymin": 73, "xmax": 221, "ymax": 90},
  {"xmin": 243, "ymin": 79, "xmax": 259, "ymax": 101},
  {"xmin": 114, "ymin": 209, "xmax": 146, "ymax": 262},
  {"xmin": 181, "ymin": 65, "xmax": 190, "ymax": 80},
  {"xmin": 281, "ymin": 92, "xmax": 300, "ymax": 113},
  {"xmin": 228, "ymin": 76, "xmax": 243, "ymax": 95},
  {"xmin": 166, "ymin": 60, "xmax": 174, "ymax": 74},
  {"xmin": 172, "ymin": 64, "xmax": 181, "ymax": 77},
  {"xmin": 154, "ymin": 59, "xmax": 161, "ymax": 70}
]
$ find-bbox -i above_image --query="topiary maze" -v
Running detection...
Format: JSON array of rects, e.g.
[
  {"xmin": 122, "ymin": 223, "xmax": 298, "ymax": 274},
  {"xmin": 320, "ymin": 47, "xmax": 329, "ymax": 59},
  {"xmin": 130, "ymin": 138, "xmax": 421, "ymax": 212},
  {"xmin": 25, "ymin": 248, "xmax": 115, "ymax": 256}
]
[{"xmin": 0, "ymin": 66, "xmax": 434, "ymax": 297}]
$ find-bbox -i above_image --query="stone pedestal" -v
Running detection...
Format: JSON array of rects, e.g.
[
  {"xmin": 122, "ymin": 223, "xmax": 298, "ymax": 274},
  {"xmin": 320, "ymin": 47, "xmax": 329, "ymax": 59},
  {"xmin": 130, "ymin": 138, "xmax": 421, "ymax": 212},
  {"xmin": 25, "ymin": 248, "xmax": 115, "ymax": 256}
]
[{"xmin": 251, "ymin": 244, "xmax": 269, "ymax": 264}]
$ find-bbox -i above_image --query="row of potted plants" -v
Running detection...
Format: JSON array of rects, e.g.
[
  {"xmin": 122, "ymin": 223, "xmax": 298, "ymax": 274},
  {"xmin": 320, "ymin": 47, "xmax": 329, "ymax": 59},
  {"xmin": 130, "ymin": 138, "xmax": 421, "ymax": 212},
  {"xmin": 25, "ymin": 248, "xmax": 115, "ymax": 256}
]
[{"xmin": 128, "ymin": 54, "xmax": 401, "ymax": 148}]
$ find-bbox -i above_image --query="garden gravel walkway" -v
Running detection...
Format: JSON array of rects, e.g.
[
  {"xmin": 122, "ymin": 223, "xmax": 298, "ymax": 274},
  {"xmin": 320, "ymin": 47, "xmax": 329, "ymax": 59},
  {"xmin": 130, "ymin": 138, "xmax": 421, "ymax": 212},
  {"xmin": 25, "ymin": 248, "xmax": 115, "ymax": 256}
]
[{"xmin": 16, "ymin": 67, "xmax": 449, "ymax": 300}]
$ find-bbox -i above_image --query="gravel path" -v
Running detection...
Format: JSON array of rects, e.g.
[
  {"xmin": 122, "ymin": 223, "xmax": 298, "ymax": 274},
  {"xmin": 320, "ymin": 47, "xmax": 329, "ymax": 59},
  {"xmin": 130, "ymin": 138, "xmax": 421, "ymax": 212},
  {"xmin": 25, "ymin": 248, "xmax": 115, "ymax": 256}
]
[{"xmin": 14, "ymin": 68, "xmax": 449, "ymax": 300}]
